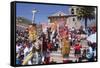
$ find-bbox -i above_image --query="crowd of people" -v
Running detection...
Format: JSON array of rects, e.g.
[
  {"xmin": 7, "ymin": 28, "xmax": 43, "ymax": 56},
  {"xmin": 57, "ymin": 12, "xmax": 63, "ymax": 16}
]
[{"xmin": 16, "ymin": 22, "xmax": 97, "ymax": 65}]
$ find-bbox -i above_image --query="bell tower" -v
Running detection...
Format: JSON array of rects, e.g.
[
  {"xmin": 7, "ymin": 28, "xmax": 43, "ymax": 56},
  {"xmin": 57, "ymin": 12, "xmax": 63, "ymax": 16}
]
[
  {"xmin": 70, "ymin": 6, "xmax": 78, "ymax": 15},
  {"xmin": 67, "ymin": 6, "xmax": 81, "ymax": 29}
]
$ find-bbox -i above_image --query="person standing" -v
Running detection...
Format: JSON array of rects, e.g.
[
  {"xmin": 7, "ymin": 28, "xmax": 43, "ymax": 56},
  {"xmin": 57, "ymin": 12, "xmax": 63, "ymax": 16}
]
[
  {"xmin": 61, "ymin": 38, "xmax": 70, "ymax": 58},
  {"xmin": 86, "ymin": 43, "xmax": 94, "ymax": 62},
  {"xmin": 74, "ymin": 41, "xmax": 82, "ymax": 62}
]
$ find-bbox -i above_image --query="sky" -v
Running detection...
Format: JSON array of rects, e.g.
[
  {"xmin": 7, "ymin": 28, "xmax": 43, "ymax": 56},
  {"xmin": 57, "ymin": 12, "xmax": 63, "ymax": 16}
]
[
  {"xmin": 16, "ymin": 3, "xmax": 70, "ymax": 24},
  {"xmin": 16, "ymin": 3, "xmax": 96, "ymax": 26}
]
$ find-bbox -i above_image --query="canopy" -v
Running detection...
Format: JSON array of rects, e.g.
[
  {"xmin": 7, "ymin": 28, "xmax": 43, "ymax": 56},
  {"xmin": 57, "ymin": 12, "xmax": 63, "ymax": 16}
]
[{"xmin": 87, "ymin": 32, "xmax": 96, "ymax": 43}]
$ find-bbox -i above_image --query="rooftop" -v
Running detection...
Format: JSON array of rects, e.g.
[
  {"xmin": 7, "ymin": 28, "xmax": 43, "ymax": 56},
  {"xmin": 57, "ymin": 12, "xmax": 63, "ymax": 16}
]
[{"xmin": 48, "ymin": 11, "xmax": 76, "ymax": 18}]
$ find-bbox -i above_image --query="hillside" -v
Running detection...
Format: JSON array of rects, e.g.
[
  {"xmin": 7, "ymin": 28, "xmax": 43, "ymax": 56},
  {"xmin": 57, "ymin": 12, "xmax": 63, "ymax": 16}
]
[{"xmin": 16, "ymin": 16, "xmax": 32, "ymax": 25}]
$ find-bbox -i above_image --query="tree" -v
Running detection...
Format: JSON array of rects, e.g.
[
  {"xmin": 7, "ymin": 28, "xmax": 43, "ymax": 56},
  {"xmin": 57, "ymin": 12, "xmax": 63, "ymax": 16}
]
[{"xmin": 76, "ymin": 6, "xmax": 95, "ymax": 29}]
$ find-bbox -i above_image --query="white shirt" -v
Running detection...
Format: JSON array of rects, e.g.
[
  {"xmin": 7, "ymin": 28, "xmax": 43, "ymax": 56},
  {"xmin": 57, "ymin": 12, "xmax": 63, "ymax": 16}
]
[{"xmin": 16, "ymin": 45, "xmax": 22, "ymax": 53}]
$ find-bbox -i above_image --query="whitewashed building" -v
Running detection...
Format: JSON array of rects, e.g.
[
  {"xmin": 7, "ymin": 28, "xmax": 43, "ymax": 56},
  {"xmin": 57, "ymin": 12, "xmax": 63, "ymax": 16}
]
[{"xmin": 48, "ymin": 6, "xmax": 81, "ymax": 29}]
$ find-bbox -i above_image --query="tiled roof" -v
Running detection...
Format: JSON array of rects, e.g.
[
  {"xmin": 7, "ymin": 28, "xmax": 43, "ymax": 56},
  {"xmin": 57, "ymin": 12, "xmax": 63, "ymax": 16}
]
[{"xmin": 51, "ymin": 11, "xmax": 67, "ymax": 16}]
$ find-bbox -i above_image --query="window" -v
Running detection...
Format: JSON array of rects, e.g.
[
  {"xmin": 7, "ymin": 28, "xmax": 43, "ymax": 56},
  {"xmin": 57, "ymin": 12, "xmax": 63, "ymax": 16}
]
[
  {"xmin": 71, "ymin": 8, "xmax": 74, "ymax": 14},
  {"xmin": 73, "ymin": 18, "xmax": 75, "ymax": 21}
]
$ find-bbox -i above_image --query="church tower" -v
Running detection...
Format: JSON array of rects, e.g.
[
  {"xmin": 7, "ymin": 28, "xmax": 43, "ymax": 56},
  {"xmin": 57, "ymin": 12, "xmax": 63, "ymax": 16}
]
[{"xmin": 67, "ymin": 6, "xmax": 81, "ymax": 29}]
